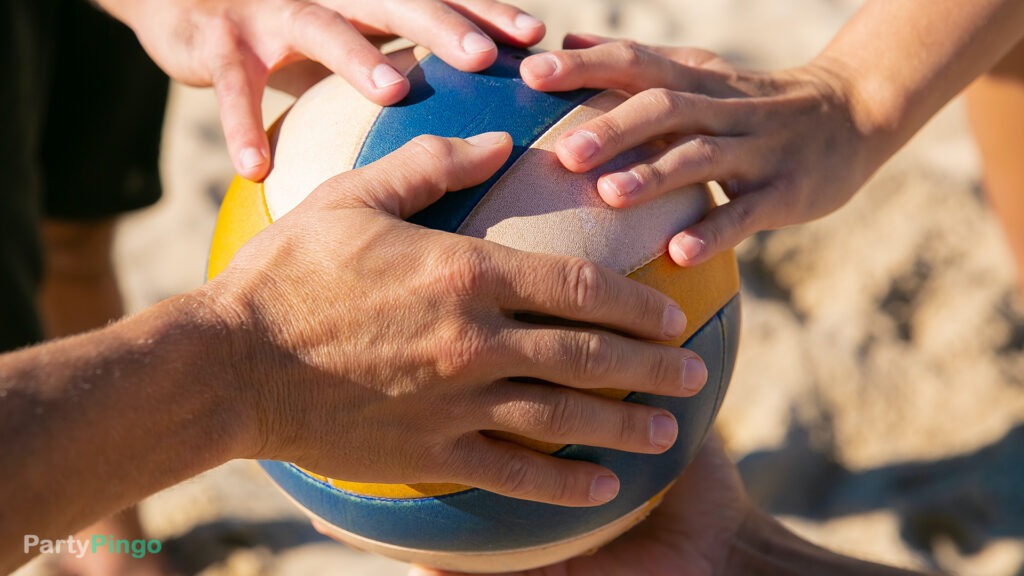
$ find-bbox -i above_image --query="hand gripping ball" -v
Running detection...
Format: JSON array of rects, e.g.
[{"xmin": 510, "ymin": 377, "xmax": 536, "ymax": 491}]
[{"xmin": 207, "ymin": 46, "xmax": 740, "ymax": 573}]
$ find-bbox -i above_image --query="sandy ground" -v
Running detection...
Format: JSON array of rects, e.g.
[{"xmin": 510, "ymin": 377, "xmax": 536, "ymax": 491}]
[{"xmin": 16, "ymin": 1, "xmax": 1024, "ymax": 575}]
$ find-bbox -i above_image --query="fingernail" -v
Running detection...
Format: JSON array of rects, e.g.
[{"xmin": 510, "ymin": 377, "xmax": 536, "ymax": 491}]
[
  {"xmin": 603, "ymin": 170, "xmax": 641, "ymax": 197},
  {"xmin": 650, "ymin": 414, "xmax": 678, "ymax": 449},
  {"xmin": 371, "ymin": 63, "xmax": 405, "ymax": 88},
  {"xmin": 514, "ymin": 12, "xmax": 543, "ymax": 30},
  {"xmin": 662, "ymin": 304, "xmax": 686, "ymax": 338},
  {"xmin": 682, "ymin": 357, "xmax": 708, "ymax": 395},
  {"xmin": 562, "ymin": 130, "xmax": 600, "ymax": 163},
  {"xmin": 462, "ymin": 31, "xmax": 497, "ymax": 54},
  {"xmin": 674, "ymin": 234, "xmax": 705, "ymax": 263},
  {"xmin": 465, "ymin": 131, "xmax": 508, "ymax": 147},
  {"xmin": 589, "ymin": 474, "xmax": 619, "ymax": 503},
  {"xmin": 525, "ymin": 54, "xmax": 559, "ymax": 79},
  {"xmin": 239, "ymin": 147, "xmax": 265, "ymax": 171}
]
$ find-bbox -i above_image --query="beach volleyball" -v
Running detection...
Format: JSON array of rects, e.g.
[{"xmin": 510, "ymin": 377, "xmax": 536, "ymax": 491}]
[{"xmin": 207, "ymin": 45, "xmax": 740, "ymax": 573}]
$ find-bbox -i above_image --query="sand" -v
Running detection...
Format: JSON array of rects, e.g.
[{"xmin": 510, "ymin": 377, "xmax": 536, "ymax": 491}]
[{"xmin": 16, "ymin": 1, "xmax": 1023, "ymax": 574}]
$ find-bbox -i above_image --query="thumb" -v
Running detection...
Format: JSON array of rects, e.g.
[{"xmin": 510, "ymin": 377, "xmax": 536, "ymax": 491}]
[{"xmin": 332, "ymin": 132, "xmax": 513, "ymax": 218}]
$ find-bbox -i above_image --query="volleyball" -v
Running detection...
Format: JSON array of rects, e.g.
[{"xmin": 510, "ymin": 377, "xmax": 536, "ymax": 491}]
[{"xmin": 207, "ymin": 45, "xmax": 740, "ymax": 573}]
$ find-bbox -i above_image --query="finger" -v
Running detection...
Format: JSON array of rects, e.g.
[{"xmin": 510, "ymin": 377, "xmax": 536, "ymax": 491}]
[
  {"xmin": 504, "ymin": 326, "xmax": 707, "ymax": 397},
  {"xmin": 562, "ymin": 32, "xmax": 615, "ymax": 50},
  {"xmin": 443, "ymin": 0, "xmax": 546, "ymax": 46},
  {"xmin": 488, "ymin": 249, "xmax": 689, "ymax": 342},
  {"xmin": 555, "ymin": 89, "xmax": 741, "ymax": 173},
  {"xmin": 323, "ymin": 133, "xmax": 513, "ymax": 217},
  {"xmin": 521, "ymin": 40, "xmax": 703, "ymax": 94},
  {"xmin": 212, "ymin": 55, "xmax": 272, "ymax": 181},
  {"xmin": 266, "ymin": 60, "xmax": 333, "ymax": 97},
  {"xmin": 595, "ymin": 135, "xmax": 751, "ymax": 208},
  {"xmin": 445, "ymin": 434, "xmax": 621, "ymax": 506},
  {"xmin": 342, "ymin": 0, "xmax": 499, "ymax": 71},
  {"xmin": 485, "ymin": 380, "xmax": 682, "ymax": 454},
  {"xmin": 286, "ymin": 3, "xmax": 410, "ymax": 105},
  {"xmin": 310, "ymin": 519, "xmax": 331, "ymax": 536},
  {"xmin": 668, "ymin": 193, "xmax": 770, "ymax": 266}
]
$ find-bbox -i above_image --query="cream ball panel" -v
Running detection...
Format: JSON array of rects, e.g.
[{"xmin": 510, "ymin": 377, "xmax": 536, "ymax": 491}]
[
  {"xmin": 458, "ymin": 90, "xmax": 712, "ymax": 276},
  {"xmin": 263, "ymin": 49, "xmax": 426, "ymax": 220}
]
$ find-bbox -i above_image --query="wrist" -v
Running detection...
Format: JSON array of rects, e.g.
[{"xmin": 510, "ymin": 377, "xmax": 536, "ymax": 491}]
[
  {"xmin": 185, "ymin": 280, "xmax": 270, "ymax": 459},
  {"xmin": 142, "ymin": 289, "xmax": 258, "ymax": 463},
  {"xmin": 189, "ymin": 277, "xmax": 282, "ymax": 462},
  {"xmin": 805, "ymin": 52, "xmax": 909, "ymax": 167}
]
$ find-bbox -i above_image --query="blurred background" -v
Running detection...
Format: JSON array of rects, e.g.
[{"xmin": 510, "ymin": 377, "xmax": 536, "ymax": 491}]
[{"xmin": 19, "ymin": 0, "xmax": 1024, "ymax": 574}]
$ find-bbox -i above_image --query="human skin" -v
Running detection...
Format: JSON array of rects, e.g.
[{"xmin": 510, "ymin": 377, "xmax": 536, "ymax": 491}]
[
  {"xmin": 412, "ymin": 433, "xmax": 928, "ymax": 576},
  {"xmin": 0, "ymin": 133, "xmax": 709, "ymax": 573},
  {"xmin": 92, "ymin": 0, "xmax": 546, "ymax": 181},
  {"xmin": 966, "ymin": 39, "xmax": 1024, "ymax": 295},
  {"xmin": 519, "ymin": 0, "xmax": 1024, "ymax": 268},
  {"xmin": 38, "ymin": 220, "xmax": 165, "ymax": 575}
]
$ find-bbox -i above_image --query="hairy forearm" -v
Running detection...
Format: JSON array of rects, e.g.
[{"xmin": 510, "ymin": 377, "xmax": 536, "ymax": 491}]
[
  {"xmin": 727, "ymin": 510, "xmax": 930, "ymax": 576},
  {"xmin": 818, "ymin": 0, "xmax": 1024, "ymax": 157},
  {"xmin": 0, "ymin": 294, "xmax": 247, "ymax": 571}
]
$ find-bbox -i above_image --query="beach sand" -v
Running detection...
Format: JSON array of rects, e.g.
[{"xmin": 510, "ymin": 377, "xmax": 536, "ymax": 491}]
[{"xmin": 16, "ymin": 1, "xmax": 1023, "ymax": 574}]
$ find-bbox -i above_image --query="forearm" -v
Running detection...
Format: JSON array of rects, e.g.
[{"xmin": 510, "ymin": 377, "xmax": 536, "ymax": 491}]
[
  {"xmin": 818, "ymin": 0, "xmax": 1024, "ymax": 158},
  {"xmin": 0, "ymin": 293, "xmax": 248, "ymax": 571},
  {"xmin": 727, "ymin": 510, "xmax": 930, "ymax": 576}
]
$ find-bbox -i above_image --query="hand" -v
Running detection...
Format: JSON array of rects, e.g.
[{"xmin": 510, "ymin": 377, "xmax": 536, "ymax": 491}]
[
  {"xmin": 410, "ymin": 432, "xmax": 752, "ymax": 576},
  {"xmin": 200, "ymin": 132, "xmax": 709, "ymax": 507},
  {"xmin": 520, "ymin": 35, "xmax": 885, "ymax": 268},
  {"xmin": 96, "ymin": 0, "xmax": 546, "ymax": 181}
]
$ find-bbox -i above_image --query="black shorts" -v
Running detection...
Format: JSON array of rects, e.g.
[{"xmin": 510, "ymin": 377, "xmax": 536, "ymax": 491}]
[{"xmin": 1, "ymin": 0, "xmax": 168, "ymax": 350}]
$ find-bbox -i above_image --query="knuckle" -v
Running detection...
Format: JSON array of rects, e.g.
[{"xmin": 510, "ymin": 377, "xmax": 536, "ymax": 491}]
[
  {"xmin": 638, "ymin": 87, "xmax": 681, "ymax": 116},
  {"xmin": 435, "ymin": 321, "xmax": 489, "ymax": 379},
  {"xmin": 408, "ymin": 134, "xmax": 456, "ymax": 172},
  {"xmin": 570, "ymin": 332, "xmax": 611, "ymax": 382},
  {"xmin": 415, "ymin": 436, "xmax": 453, "ymax": 474},
  {"xmin": 629, "ymin": 286, "xmax": 663, "ymax": 331},
  {"xmin": 649, "ymin": 348, "xmax": 680, "ymax": 390},
  {"xmin": 564, "ymin": 258, "xmax": 605, "ymax": 315},
  {"xmin": 616, "ymin": 408, "xmax": 645, "ymax": 448},
  {"xmin": 725, "ymin": 199, "xmax": 757, "ymax": 234},
  {"xmin": 689, "ymin": 135, "xmax": 722, "ymax": 172},
  {"xmin": 563, "ymin": 51, "xmax": 586, "ymax": 75},
  {"xmin": 633, "ymin": 163, "xmax": 664, "ymax": 194},
  {"xmin": 545, "ymin": 393, "xmax": 584, "ymax": 439},
  {"xmin": 587, "ymin": 116, "xmax": 623, "ymax": 149},
  {"xmin": 545, "ymin": 471, "xmax": 577, "ymax": 504},
  {"xmin": 432, "ymin": 243, "xmax": 492, "ymax": 298},
  {"xmin": 426, "ymin": 246, "xmax": 497, "ymax": 378},
  {"xmin": 429, "ymin": 435, "xmax": 481, "ymax": 483},
  {"xmin": 612, "ymin": 40, "xmax": 647, "ymax": 68},
  {"xmin": 288, "ymin": 1, "xmax": 345, "ymax": 32},
  {"xmin": 495, "ymin": 453, "xmax": 537, "ymax": 497}
]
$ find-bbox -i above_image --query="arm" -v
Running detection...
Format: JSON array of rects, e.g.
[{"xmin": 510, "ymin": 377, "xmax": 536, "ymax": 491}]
[
  {"xmin": 92, "ymin": 0, "xmax": 546, "ymax": 180},
  {"xmin": 0, "ymin": 134, "xmax": 706, "ymax": 572},
  {"xmin": 520, "ymin": 0, "xmax": 1024, "ymax": 266},
  {"xmin": 412, "ymin": 433, "xmax": 931, "ymax": 576},
  {"xmin": 0, "ymin": 295, "xmax": 246, "ymax": 571},
  {"xmin": 823, "ymin": 0, "xmax": 1024, "ymax": 150}
]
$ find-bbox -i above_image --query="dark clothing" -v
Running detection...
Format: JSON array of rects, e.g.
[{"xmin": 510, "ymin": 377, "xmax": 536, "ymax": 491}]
[{"xmin": 1, "ymin": 0, "xmax": 167, "ymax": 350}]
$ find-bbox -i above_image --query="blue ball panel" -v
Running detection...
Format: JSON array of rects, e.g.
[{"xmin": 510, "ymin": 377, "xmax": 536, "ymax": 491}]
[
  {"xmin": 353, "ymin": 48, "xmax": 598, "ymax": 232},
  {"xmin": 262, "ymin": 295, "xmax": 741, "ymax": 552}
]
